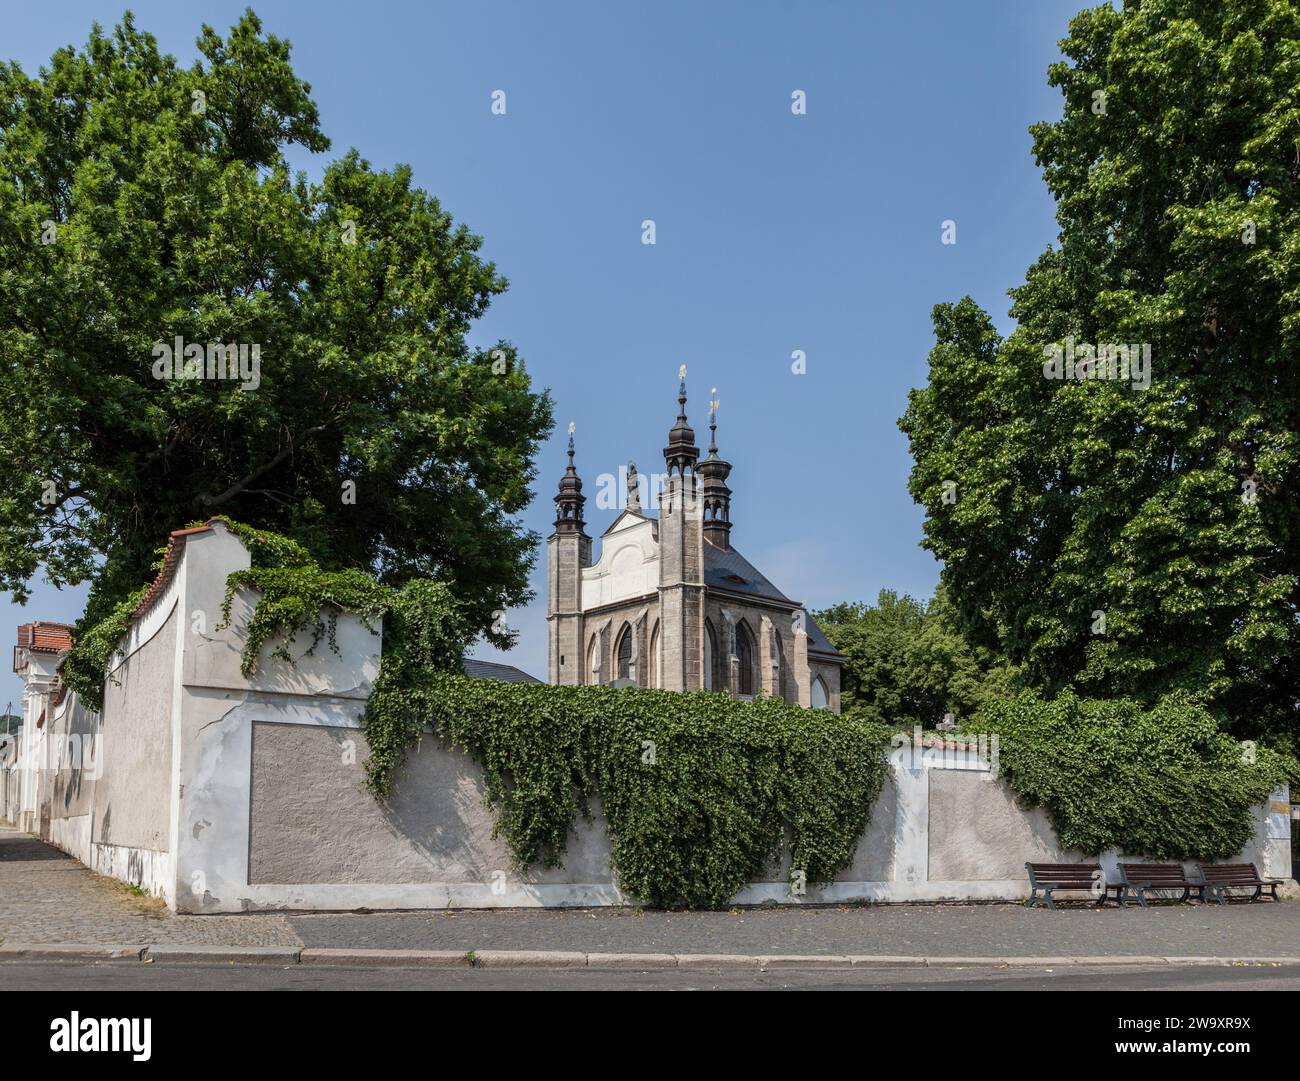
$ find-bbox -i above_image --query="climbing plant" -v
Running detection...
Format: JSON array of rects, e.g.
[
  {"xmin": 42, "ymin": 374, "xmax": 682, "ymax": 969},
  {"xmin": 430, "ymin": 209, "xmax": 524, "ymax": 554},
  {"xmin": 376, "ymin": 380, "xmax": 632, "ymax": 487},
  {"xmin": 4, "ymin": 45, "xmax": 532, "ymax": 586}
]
[
  {"xmin": 61, "ymin": 583, "xmax": 150, "ymax": 712},
  {"xmin": 972, "ymin": 690, "xmax": 1296, "ymax": 861},
  {"xmin": 362, "ymin": 671, "xmax": 891, "ymax": 908}
]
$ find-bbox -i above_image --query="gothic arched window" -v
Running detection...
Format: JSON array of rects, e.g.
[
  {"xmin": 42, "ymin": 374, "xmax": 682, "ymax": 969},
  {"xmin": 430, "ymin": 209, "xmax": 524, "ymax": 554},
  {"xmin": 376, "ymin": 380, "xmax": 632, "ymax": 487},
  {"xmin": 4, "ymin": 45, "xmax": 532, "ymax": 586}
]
[
  {"xmin": 737, "ymin": 622, "xmax": 755, "ymax": 696},
  {"xmin": 616, "ymin": 625, "xmax": 633, "ymax": 681},
  {"xmin": 811, "ymin": 675, "xmax": 829, "ymax": 710},
  {"xmin": 649, "ymin": 621, "xmax": 660, "ymax": 688}
]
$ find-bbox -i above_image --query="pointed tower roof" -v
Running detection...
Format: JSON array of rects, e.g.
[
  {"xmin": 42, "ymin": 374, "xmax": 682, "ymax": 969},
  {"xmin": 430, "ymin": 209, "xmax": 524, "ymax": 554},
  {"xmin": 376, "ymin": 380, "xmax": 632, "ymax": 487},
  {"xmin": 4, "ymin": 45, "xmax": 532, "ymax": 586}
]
[
  {"xmin": 553, "ymin": 423, "xmax": 587, "ymax": 534},
  {"xmin": 699, "ymin": 389, "xmax": 730, "ymax": 473},
  {"xmin": 663, "ymin": 365, "xmax": 700, "ymax": 474},
  {"xmin": 698, "ymin": 389, "xmax": 733, "ymax": 549}
]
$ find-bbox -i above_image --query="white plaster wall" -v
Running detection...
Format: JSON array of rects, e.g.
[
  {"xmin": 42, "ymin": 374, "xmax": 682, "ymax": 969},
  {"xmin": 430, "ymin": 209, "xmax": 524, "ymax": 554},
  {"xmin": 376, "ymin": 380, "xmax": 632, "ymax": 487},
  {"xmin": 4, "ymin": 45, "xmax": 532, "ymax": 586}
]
[
  {"xmin": 172, "ymin": 523, "xmax": 384, "ymax": 912},
  {"xmin": 581, "ymin": 515, "xmax": 658, "ymax": 610},
  {"xmin": 97, "ymin": 608, "xmax": 177, "ymax": 855}
]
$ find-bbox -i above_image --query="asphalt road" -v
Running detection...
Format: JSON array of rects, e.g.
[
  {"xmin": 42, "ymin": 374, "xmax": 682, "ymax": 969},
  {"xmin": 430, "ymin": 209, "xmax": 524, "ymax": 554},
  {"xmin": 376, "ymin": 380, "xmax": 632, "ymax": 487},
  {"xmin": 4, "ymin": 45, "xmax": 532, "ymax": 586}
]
[{"xmin": 4, "ymin": 959, "xmax": 1299, "ymax": 990}]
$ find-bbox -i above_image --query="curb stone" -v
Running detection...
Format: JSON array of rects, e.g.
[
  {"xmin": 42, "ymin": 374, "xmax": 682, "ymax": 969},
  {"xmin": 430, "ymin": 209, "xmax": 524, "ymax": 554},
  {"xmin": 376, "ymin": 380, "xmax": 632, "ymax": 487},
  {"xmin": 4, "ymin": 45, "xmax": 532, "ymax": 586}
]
[
  {"xmin": 470, "ymin": 950, "xmax": 587, "ymax": 968},
  {"xmin": 1162, "ymin": 956, "xmax": 1300, "ymax": 966},
  {"xmin": 924, "ymin": 956, "xmax": 1017, "ymax": 967},
  {"xmin": 585, "ymin": 953, "xmax": 678, "ymax": 969},
  {"xmin": 848, "ymin": 955, "xmax": 936, "ymax": 967},
  {"xmin": 675, "ymin": 953, "xmax": 763, "ymax": 968},
  {"xmin": 0, "ymin": 943, "xmax": 145, "ymax": 962},
  {"xmin": 142, "ymin": 945, "xmax": 302, "ymax": 965},
  {"xmin": 300, "ymin": 948, "xmax": 468, "ymax": 967},
  {"xmin": 3, "ymin": 944, "xmax": 1300, "ymax": 969},
  {"xmin": 756, "ymin": 954, "xmax": 853, "ymax": 968},
  {"xmin": 1071, "ymin": 955, "xmax": 1166, "ymax": 966}
]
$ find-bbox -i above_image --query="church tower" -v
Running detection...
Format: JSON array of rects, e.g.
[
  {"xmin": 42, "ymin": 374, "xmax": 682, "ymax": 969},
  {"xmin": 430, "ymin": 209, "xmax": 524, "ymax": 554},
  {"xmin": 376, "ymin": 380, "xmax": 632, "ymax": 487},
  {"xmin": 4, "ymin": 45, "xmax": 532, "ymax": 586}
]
[
  {"xmin": 657, "ymin": 370, "xmax": 705, "ymax": 691},
  {"xmin": 547, "ymin": 427, "xmax": 591, "ymax": 684},
  {"xmin": 698, "ymin": 391, "xmax": 733, "ymax": 550}
]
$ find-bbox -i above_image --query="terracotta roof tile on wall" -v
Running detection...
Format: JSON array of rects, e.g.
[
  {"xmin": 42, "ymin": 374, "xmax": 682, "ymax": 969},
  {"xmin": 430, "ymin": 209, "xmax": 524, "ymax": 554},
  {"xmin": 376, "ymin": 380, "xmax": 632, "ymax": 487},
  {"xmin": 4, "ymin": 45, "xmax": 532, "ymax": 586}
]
[
  {"xmin": 130, "ymin": 523, "xmax": 218, "ymax": 622},
  {"xmin": 16, "ymin": 622, "xmax": 74, "ymax": 653}
]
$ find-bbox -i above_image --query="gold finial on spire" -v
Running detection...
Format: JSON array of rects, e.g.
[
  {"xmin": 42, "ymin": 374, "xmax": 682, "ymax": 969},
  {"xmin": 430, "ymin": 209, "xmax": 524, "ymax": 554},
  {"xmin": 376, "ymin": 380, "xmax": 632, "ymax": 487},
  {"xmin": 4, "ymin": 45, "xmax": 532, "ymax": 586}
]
[
  {"xmin": 710, "ymin": 388, "xmax": 718, "ymax": 413},
  {"xmin": 567, "ymin": 420, "xmax": 575, "ymax": 435},
  {"xmin": 678, "ymin": 363, "xmax": 687, "ymax": 380}
]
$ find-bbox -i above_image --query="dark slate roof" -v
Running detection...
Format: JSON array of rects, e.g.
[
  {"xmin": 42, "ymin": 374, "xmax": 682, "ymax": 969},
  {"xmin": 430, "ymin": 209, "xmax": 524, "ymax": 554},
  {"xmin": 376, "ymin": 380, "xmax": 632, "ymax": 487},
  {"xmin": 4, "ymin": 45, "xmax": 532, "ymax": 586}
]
[
  {"xmin": 803, "ymin": 616, "xmax": 843, "ymax": 660},
  {"xmin": 461, "ymin": 657, "xmax": 542, "ymax": 683},
  {"xmin": 703, "ymin": 545, "xmax": 844, "ymax": 661},
  {"xmin": 704, "ymin": 544, "xmax": 793, "ymax": 603}
]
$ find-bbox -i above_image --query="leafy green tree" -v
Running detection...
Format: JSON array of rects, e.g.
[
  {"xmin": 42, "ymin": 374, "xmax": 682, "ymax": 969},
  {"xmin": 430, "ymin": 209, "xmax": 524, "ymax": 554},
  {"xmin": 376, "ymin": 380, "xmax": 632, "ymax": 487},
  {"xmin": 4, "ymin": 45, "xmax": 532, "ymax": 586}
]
[
  {"xmin": 899, "ymin": 0, "xmax": 1300, "ymax": 751},
  {"xmin": 814, "ymin": 586, "xmax": 1009, "ymax": 728},
  {"xmin": 0, "ymin": 10, "xmax": 551, "ymax": 642}
]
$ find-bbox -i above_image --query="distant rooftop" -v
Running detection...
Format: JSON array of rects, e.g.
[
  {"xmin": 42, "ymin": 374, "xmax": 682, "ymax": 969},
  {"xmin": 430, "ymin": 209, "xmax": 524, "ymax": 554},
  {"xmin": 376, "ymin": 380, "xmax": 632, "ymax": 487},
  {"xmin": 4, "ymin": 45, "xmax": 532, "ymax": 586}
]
[
  {"xmin": 16, "ymin": 622, "xmax": 74, "ymax": 654},
  {"xmin": 461, "ymin": 657, "xmax": 541, "ymax": 683}
]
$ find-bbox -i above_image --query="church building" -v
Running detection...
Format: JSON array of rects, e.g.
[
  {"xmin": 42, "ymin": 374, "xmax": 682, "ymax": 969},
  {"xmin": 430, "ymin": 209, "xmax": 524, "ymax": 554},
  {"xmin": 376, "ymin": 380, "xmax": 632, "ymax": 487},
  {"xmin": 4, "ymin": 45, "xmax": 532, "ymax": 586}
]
[{"xmin": 546, "ymin": 374, "xmax": 843, "ymax": 710}]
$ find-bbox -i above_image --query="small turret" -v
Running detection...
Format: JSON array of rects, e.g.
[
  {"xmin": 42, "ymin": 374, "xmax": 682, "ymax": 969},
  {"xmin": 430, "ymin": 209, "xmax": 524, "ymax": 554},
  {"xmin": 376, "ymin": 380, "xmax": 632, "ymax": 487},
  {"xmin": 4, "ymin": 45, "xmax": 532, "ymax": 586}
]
[
  {"xmin": 698, "ymin": 389, "xmax": 733, "ymax": 550},
  {"xmin": 553, "ymin": 424, "xmax": 587, "ymax": 534}
]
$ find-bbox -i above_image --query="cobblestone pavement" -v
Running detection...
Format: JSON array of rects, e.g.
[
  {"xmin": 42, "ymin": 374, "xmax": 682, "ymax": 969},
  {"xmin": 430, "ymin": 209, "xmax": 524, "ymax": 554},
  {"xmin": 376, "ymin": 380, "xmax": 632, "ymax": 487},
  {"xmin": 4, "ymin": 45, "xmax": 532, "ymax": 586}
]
[
  {"xmin": 0, "ymin": 828, "xmax": 299, "ymax": 947},
  {"xmin": 280, "ymin": 900, "xmax": 1300, "ymax": 957},
  {"xmin": 4, "ymin": 826, "xmax": 1298, "ymax": 956}
]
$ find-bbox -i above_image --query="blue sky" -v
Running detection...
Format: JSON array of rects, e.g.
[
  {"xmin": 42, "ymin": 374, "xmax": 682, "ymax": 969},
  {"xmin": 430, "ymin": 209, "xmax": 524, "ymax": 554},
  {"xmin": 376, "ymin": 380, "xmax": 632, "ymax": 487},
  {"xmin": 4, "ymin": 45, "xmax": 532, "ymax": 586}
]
[{"xmin": 0, "ymin": 0, "xmax": 1085, "ymax": 702}]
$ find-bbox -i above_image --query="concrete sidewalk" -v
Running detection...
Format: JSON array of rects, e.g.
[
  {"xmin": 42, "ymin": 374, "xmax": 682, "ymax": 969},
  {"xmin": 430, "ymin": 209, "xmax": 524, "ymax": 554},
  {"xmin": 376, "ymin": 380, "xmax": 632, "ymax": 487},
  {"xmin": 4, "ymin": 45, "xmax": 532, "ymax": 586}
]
[{"xmin": 4, "ymin": 826, "xmax": 1298, "ymax": 967}]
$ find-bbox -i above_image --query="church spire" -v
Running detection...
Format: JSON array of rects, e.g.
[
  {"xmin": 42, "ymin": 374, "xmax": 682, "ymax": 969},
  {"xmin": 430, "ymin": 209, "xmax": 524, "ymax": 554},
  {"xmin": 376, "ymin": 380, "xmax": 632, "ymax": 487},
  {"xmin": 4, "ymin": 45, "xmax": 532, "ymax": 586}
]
[
  {"xmin": 663, "ymin": 364, "xmax": 700, "ymax": 477},
  {"xmin": 553, "ymin": 422, "xmax": 587, "ymax": 533},
  {"xmin": 698, "ymin": 389, "xmax": 733, "ymax": 549}
]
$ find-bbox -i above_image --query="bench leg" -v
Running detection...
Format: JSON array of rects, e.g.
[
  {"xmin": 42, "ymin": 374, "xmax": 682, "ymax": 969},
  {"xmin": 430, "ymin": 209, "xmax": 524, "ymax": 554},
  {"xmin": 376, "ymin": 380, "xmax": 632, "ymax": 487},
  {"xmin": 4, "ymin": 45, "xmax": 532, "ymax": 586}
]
[
  {"xmin": 1134, "ymin": 886, "xmax": 1149, "ymax": 909},
  {"xmin": 1251, "ymin": 885, "xmax": 1262, "ymax": 902},
  {"xmin": 1043, "ymin": 888, "xmax": 1058, "ymax": 911},
  {"xmin": 1179, "ymin": 887, "xmax": 1189, "ymax": 903}
]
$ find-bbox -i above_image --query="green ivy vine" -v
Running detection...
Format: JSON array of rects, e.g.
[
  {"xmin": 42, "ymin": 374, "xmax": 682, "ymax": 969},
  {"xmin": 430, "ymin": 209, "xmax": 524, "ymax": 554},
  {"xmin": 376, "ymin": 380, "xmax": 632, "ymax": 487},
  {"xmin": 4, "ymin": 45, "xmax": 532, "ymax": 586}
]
[
  {"xmin": 61, "ymin": 583, "xmax": 150, "ymax": 712},
  {"xmin": 971, "ymin": 691, "xmax": 1297, "ymax": 861},
  {"xmin": 363, "ymin": 675, "xmax": 890, "ymax": 908}
]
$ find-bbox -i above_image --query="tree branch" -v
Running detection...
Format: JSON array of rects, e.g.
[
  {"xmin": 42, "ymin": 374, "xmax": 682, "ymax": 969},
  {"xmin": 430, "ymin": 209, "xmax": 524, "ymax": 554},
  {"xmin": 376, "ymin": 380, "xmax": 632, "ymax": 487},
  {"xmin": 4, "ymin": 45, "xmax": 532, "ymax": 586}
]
[{"xmin": 194, "ymin": 423, "xmax": 331, "ymax": 511}]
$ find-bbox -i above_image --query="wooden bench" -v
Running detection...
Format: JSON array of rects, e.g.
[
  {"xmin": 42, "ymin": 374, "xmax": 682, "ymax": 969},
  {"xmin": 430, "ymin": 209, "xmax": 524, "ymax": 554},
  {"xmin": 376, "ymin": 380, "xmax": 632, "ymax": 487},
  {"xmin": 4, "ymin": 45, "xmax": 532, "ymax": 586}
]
[
  {"xmin": 1198, "ymin": 863, "xmax": 1283, "ymax": 904},
  {"xmin": 1117, "ymin": 863, "xmax": 1204, "ymax": 907},
  {"xmin": 1025, "ymin": 862, "xmax": 1118, "ymax": 909}
]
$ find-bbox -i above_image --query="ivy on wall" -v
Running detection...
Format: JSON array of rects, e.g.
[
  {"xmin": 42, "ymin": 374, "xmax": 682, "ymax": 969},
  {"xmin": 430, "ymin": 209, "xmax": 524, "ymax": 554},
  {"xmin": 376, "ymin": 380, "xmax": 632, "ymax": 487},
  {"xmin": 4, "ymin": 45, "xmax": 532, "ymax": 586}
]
[
  {"xmin": 62, "ymin": 583, "xmax": 150, "ymax": 712},
  {"xmin": 972, "ymin": 691, "xmax": 1296, "ymax": 861},
  {"xmin": 362, "ymin": 671, "xmax": 891, "ymax": 908},
  {"xmin": 64, "ymin": 518, "xmax": 394, "ymax": 705}
]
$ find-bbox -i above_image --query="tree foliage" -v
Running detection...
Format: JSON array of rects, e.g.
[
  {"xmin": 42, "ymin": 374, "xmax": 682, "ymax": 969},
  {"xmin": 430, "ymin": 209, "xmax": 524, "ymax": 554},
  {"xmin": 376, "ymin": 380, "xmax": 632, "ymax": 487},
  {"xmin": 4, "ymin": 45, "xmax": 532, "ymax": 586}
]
[
  {"xmin": 814, "ymin": 586, "xmax": 1017, "ymax": 728},
  {"xmin": 973, "ymin": 690, "xmax": 1295, "ymax": 859},
  {"xmin": 900, "ymin": 0, "xmax": 1300, "ymax": 751},
  {"xmin": 0, "ymin": 10, "xmax": 551, "ymax": 641}
]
